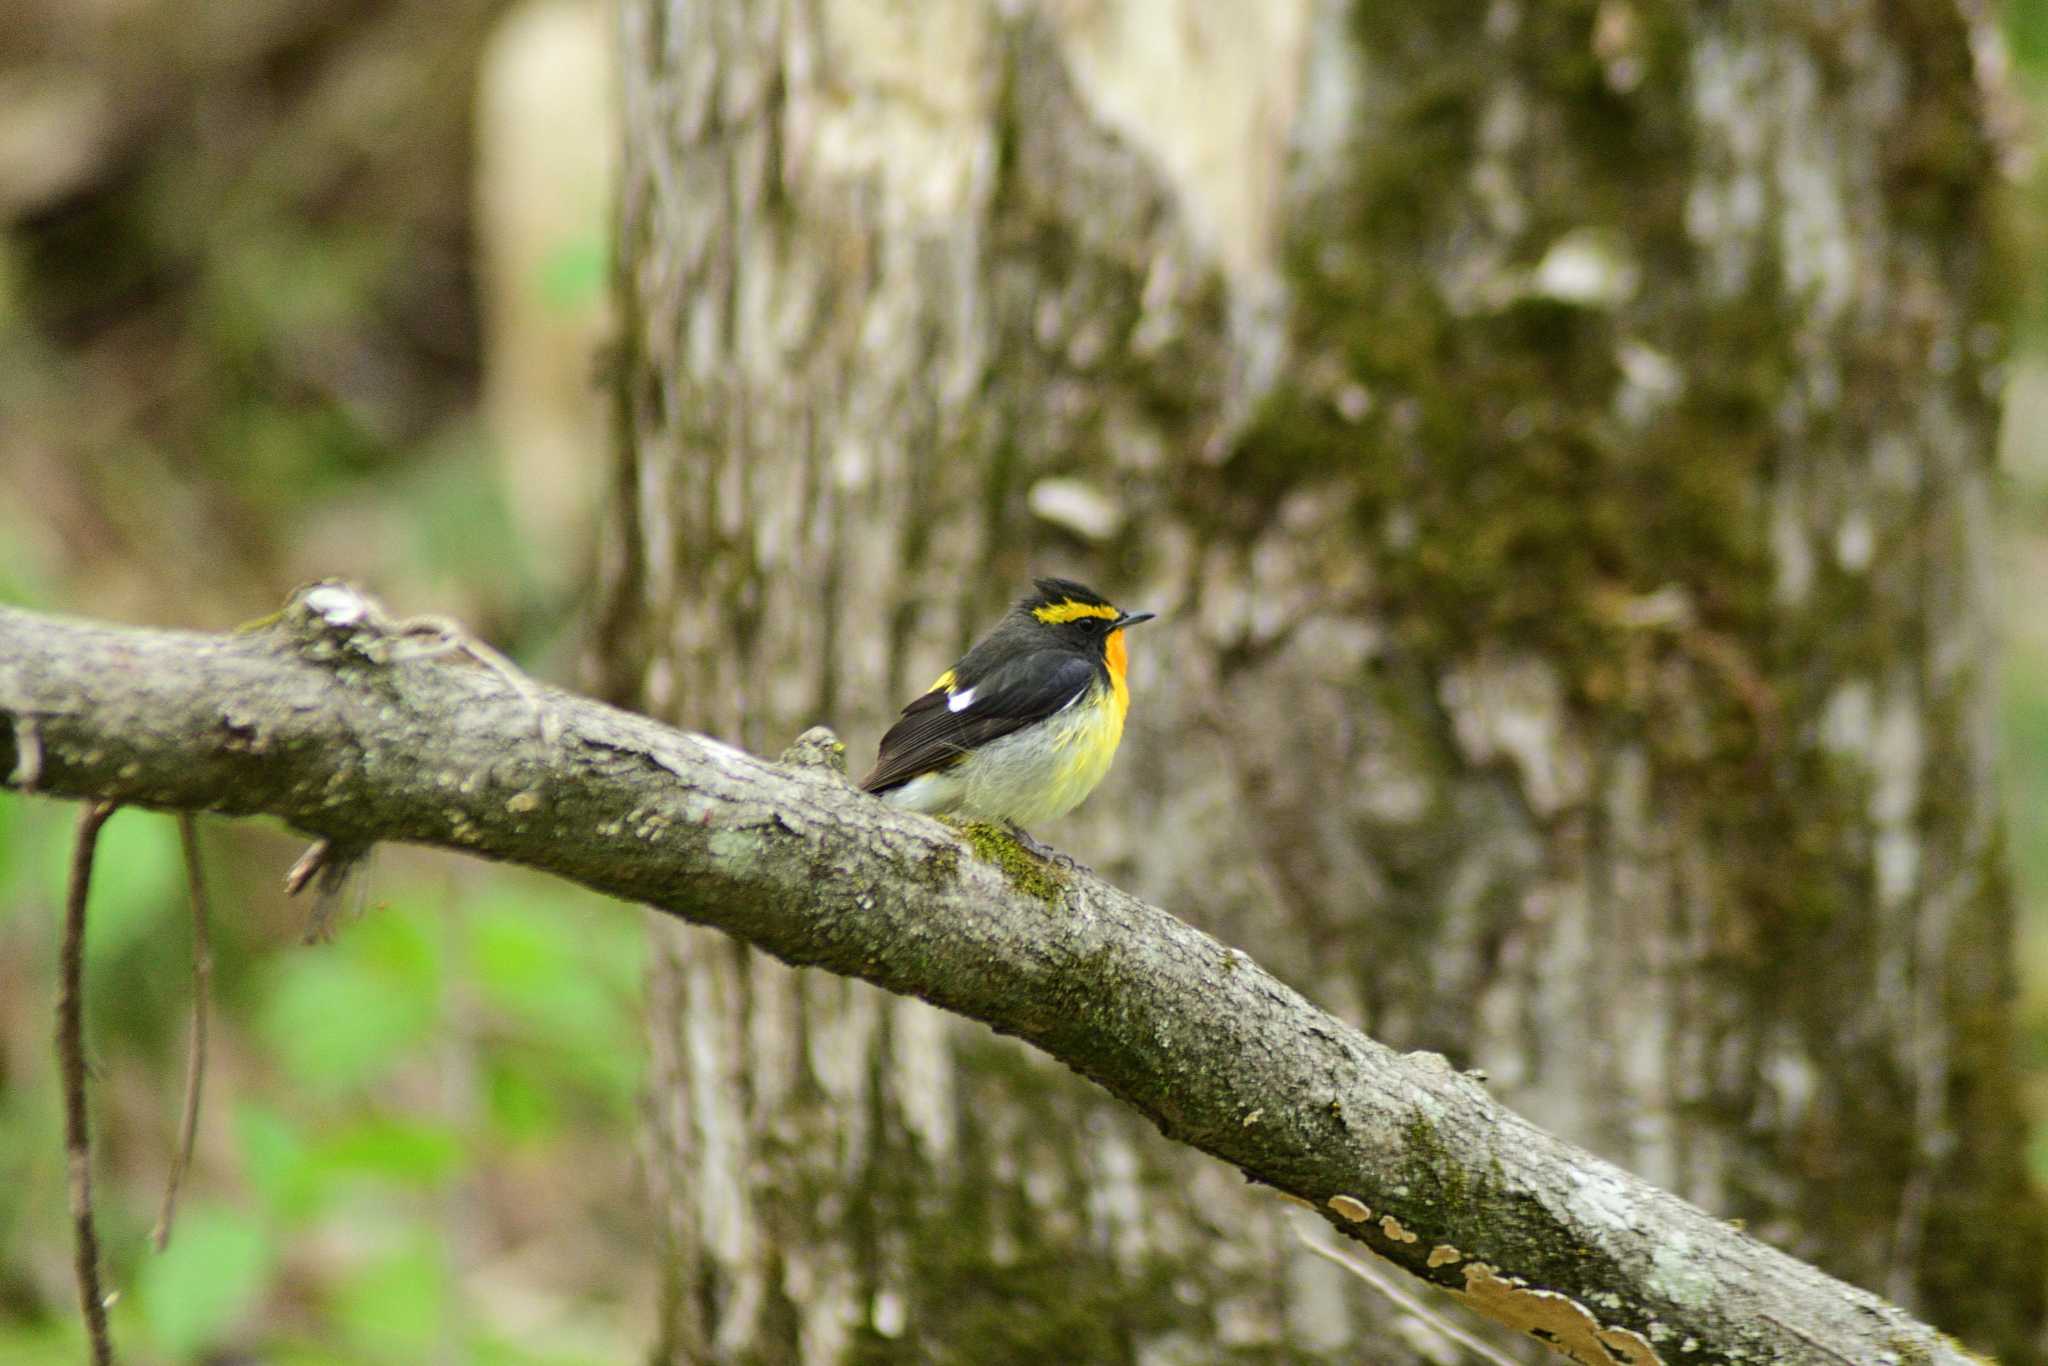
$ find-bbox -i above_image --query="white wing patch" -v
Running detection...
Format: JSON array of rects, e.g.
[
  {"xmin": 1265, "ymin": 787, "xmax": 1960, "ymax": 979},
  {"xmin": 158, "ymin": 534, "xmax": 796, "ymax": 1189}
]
[{"xmin": 947, "ymin": 686, "xmax": 977, "ymax": 713}]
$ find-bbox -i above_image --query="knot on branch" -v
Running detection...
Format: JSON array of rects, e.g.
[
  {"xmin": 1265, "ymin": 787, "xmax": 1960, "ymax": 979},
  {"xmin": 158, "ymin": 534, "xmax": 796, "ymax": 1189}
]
[
  {"xmin": 275, "ymin": 580, "xmax": 403, "ymax": 661},
  {"xmin": 781, "ymin": 725, "xmax": 849, "ymax": 777},
  {"xmin": 273, "ymin": 579, "xmax": 554, "ymax": 740}
]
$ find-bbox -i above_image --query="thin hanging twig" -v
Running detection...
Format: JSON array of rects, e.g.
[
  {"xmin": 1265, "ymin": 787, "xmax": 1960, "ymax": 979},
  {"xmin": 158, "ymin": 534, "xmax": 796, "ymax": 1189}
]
[
  {"xmin": 60, "ymin": 800, "xmax": 119, "ymax": 1366},
  {"xmin": 284, "ymin": 836, "xmax": 373, "ymax": 943},
  {"xmin": 153, "ymin": 813, "xmax": 212, "ymax": 1252},
  {"xmin": 13, "ymin": 713, "xmax": 41, "ymax": 790},
  {"xmin": 1759, "ymin": 1312, "xmax": 1860, "ymax": 1366},
  {"xmin": 1295, "ymin": 1227, "xmax": 1522, "ymax": 1366}
]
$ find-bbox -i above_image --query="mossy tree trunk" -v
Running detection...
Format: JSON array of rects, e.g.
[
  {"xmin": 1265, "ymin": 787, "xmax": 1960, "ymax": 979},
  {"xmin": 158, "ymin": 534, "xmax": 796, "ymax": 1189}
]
[{"xmin": 602, "ymin": 1, "xmax": 2046, "ymax": 1360}]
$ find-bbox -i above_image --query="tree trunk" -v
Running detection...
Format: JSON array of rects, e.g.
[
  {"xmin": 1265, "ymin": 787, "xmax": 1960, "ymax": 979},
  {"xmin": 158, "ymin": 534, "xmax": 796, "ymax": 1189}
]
[{"xmin": 603, "ymin": 2, "xmax": 2046, "ymax": 1361}]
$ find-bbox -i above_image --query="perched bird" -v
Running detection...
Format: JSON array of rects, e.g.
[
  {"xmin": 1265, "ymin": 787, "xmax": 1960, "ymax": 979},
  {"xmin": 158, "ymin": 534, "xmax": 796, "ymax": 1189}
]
[{"xmin": 861, "ymin": 578, "xmax": 1155, "ymax": 829}]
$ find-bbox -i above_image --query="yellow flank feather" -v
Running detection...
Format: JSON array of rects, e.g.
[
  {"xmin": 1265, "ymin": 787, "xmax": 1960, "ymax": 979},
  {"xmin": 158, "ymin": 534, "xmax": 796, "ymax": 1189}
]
[
  {"xmin": 1031, "ymin": 599, "xmax": 1121, "ymax": 626},
  {"xmin": 930, "ymin": 668, "xmax": 956, "ymax": 692},
  {"xmin": 881, "ymin": 681, "xmax": 1126, "ymax": 826},
  {"xmin": 1045, "ymin": 683, "xmax": 1126, "ymax": 819}
]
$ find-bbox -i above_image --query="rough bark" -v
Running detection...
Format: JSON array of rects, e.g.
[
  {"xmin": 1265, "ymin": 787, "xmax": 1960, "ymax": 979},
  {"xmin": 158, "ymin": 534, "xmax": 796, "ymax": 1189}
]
[
  {"xmin": 0, "ymin": 594, "xmax": 1999, "ymax": 1366},
  {"xmin": 608, "ymin": 0, "xmax": 2045, "ymax": 1361}
]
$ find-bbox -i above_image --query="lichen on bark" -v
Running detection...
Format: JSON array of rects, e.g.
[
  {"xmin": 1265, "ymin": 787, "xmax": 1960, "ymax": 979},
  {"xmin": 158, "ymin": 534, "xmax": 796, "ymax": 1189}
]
[{"xmin": 1222, "ymin": 1, "xmax": 2044, "ymax": 1352}]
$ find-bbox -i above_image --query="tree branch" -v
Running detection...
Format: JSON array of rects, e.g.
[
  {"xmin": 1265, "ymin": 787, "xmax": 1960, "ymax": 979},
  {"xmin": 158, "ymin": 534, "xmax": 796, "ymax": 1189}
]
[{"xmin": 0, "ymin": 589, "xmax": 1979, "ymax": 1365}]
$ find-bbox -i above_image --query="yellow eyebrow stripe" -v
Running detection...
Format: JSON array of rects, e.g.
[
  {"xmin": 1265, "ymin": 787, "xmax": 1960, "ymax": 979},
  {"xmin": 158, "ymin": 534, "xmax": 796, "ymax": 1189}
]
[{"xmin": 1031, "ymin": 601, "xmax": 1119, "ymax": 625}]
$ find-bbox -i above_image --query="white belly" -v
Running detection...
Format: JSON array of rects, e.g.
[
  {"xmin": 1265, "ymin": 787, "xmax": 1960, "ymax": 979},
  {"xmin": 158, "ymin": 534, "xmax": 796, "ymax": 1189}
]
[{"xmin": 881, "ymin": 686, "xmax": 1125, "ymax": 827}]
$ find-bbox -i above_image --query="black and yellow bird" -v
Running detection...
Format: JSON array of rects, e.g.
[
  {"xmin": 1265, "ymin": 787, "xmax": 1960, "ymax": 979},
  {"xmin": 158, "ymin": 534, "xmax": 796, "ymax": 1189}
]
[{"xmin": 860, "ymin": 578, "xmax": 1155, "ymax": 829}]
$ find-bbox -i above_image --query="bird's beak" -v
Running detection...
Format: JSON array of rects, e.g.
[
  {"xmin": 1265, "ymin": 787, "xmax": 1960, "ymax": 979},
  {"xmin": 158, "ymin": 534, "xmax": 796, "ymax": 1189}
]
[{"xmin": 1114, "ymin": 611, "xmax": 1157, "ymax": 630}]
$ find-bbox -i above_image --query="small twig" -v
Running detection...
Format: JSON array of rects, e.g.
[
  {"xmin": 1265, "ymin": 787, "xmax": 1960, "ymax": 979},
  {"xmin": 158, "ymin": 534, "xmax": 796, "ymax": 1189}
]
[
  {"xmin": 60, "ymin": 800, "xmax": 119, "ymax": 1366},
  {"xmin": 1759, "ymin": 1312, "xmax": 1860, "ymax": 1366},
  {"xmin": 285, "ymin": 836, "xmax": 374, "ymax": 943},
  {"xmin": 292, "ymin": 582, "xmax": 556, "ymax": 741},
  {"xmin": 13, "ymin": 713, "xmax": 42, "ymax": 791},
  {"xmin": 393, "ymin": 615, "xmax": 557, "ymax": 742},
  {"xmin": 153, "ymin": 814, "xmax": 213, "ymax": 1252},
  {"xmin": 1295, "ymin": 1227, "xmax": 1520, "ymax": 1366}
]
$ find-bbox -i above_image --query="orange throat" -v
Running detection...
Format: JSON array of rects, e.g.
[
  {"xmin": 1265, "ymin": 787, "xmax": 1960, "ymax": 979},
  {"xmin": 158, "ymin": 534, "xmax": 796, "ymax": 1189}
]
[{"xmin": 1105, "ymin": 629, "xmax": 1130, "ymax": 716}]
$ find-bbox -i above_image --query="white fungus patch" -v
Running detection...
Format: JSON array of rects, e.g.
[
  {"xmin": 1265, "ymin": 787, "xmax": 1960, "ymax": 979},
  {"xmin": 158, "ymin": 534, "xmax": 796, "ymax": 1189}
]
[
  {"xmin": 1531, "ymin": 229, "xmax": 1638, "ymax": 307},
  {"xmin": 1378, "ymin": 1214, "xmax": 1419, "ymax": 1244},
  {"xmin": 871, "ymin": 1289, "xmax": 906, "ymax": 1338},
  {"xmin": 1835, "ymin": 508, "xmax": 1874, "ymax": 571},
  {"xmin": 1027, "ymin": 478, "xmax": 1125, "ymax": 541},
  {"xmin": 1328, "ymin": 1194, "xmax": 1371, "ymax": 1222},
  {"xmin": 1458, "ymin": 1263, "xmax": 1666, "ymax": 1366},
  {"xmin": 303, "ymin": 582, "xmax": 368, "ymax": 626}
]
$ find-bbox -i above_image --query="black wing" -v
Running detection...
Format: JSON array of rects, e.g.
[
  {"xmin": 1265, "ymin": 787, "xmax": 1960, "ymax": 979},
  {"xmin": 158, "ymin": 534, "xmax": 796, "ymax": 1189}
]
[{"xmin": 860, "ymin": 651, "xmax": 1098, "ymax": 793}]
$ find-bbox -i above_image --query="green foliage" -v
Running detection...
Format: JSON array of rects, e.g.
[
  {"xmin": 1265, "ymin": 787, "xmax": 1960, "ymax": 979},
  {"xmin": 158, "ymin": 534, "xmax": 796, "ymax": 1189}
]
[
  {"xmin": 320, "ymin": 1116, "xmax": 468, "ymax": 1189},
  {"xmin": 237, "ymin": 1100, "xmax": 324, "ymax": 1221},
  {"xmin": 539, "ymin": 235, "xmax": 608, "ymax": 312},
  {"xmin": 38, "ymin": 808, "xmax": 182, "ymax": 966},
  {"xmin": 331, "ymin": 1235, "xmax": 450, "ymax": 1359},
  {"xmin": 396, "ymin": 435, "xmax": 541, "ymax": 596},
  {"xmin": 258, "ymin": 906, "xmax": 445, "ymax": 1093},
  {"xmin": 0, "ymin": 801, "xmax": 647, "ymax": 1361},
  {"xmin": 0, "ymin": 0, "xmax": 624, "ymax": 1353},
  {"xmin": 2010, "ymin": 0, "xmax": 2048, "ymax": 78},
  {"xmin": 467, "ymin": 888, "xmax": 644, "ymax": 1136},
  {"xmin": 136, "ymin": 1202, "xmax": 275, "ymax": 1356}
]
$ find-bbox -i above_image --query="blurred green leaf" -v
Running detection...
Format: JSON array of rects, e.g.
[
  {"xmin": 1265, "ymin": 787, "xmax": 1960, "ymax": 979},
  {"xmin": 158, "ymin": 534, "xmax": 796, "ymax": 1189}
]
[
  {"xmin": 317, "ymin": 1116, "xmax": 465, "ymax": 1188},
  {"xmin": 202, "ymin": 220, "xmax": 389, "ymax": 363},
  {"xmin": 470, "ymin": 899, "xmax": 617, "ymax": 1041},
  {"xmin": 237, "ymin": 1101, "xmax": 320, "ymax": 1221},
  {"xmin": 0, "ymin": 498, "xmax": 52, "ymax": 605},
  {"xmin": 350, "ymin": 894, "xmax": 448, "ymax": 997},
  {"xmin": 539, "ymin": 236, "xmax": 606, "ymax": 312},
  {"xmin": 0, "ymin": 1050, "xmax": 61, "ymax": 1242},
  {"xmin": 333, "ymin": 1237, "xmax": 448, "ymax": 1359},
  {"xmin": 485, "ymin": 1058, "xmax": 560, "ymax": 1143},
  {"xmin": 0, "ymin": 1321, "xmax": 84, "ymax": 1365},
  {"xmin": 35, "ymin": 807, "xmax": 180, "ymax": 964},
  {"xmin": 469, "ymin": 1332, "xmax": 620, "ymax": 1366},
  {"xmin": 258, "ymin": 949, "xmax": 438, "ymax": 1093},
  {"xmin": 260, "ymin": 1346, "xmax": 362, "ymax": 1366},
  {"xmin": 398, "ymin": 435, "xmax": 532, "ymax": 591},
  {"xmin": 136, "ymin": 1202, "xmax": 274, "ymax": 1357},
  {"xmin": 217, "ymin": 399, "xmax": 385, "ymax": 508},
  {"xmin": 2012, "ymin": 0, "xmax": 2048, "ymax": 74},
  {"xmin": 0, "ymin": 792, "xmax": 23, "ymax": 902},
  {"xmin": 466, "ymin": 890, "xmax": 643, "ymax": 1116}
]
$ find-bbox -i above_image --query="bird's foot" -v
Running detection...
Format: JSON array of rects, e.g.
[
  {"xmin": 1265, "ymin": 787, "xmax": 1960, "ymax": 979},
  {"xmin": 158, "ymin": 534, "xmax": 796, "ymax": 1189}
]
[{"xmin": 1005, "ymin": 821, "xmax": 1092, "ymax": 875}]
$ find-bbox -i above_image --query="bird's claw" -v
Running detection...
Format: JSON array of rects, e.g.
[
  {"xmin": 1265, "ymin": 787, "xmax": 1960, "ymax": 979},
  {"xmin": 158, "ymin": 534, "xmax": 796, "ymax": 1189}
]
[{"xmin": 1004, "ymin": 821, "xmax": 1091, "ymax": 874}]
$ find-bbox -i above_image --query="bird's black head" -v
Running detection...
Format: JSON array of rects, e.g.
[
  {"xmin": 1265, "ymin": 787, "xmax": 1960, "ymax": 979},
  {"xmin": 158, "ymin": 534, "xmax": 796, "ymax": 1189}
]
[{"xmin": 1015, "ymin": 577, "xmax": 1156, "ymax": 657}]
